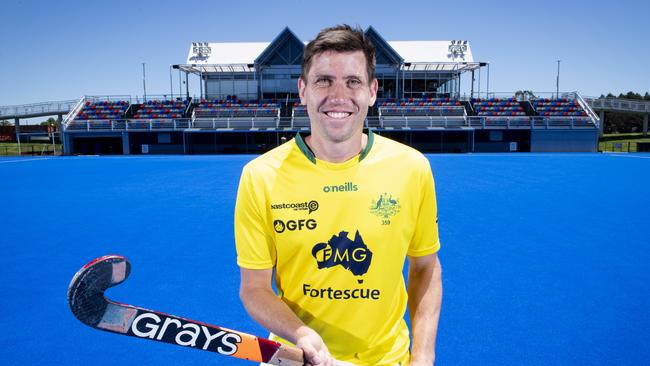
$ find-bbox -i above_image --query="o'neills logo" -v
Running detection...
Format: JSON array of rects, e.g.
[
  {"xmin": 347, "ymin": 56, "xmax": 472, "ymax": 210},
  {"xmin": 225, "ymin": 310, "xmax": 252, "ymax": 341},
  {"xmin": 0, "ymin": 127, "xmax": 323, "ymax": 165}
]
[
  {"xmin": 323, "ymin": 182, "xmax": 358, "ymax": 193},
  {"xmin": 128, "ymin": 311, "xmax": 241, "ymax": 355},
  {"xmin": 271, "ymin": 200, "xmax": 319, "ymax": 214}
]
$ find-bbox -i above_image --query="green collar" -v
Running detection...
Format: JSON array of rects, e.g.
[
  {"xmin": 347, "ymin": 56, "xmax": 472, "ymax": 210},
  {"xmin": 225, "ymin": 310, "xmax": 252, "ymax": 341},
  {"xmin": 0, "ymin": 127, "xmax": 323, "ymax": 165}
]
[{"xmin": 295, "ymin": 129, "xmax": 375, "ymax": 165}]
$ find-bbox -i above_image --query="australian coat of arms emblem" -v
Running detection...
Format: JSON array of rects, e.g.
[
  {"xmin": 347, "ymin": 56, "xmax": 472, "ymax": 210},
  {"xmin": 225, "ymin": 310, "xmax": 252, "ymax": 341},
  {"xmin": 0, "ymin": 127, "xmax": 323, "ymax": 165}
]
[{"xmin": 369, "ymin": 193, "xmax": 401, "ymax": 219}]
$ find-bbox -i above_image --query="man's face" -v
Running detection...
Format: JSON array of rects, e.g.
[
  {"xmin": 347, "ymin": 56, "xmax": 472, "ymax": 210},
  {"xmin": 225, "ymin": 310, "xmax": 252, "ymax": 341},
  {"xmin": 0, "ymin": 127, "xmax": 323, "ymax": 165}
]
[{"xmin": 298, "ymin": 50, "xmax": 377, "ymax": 144}]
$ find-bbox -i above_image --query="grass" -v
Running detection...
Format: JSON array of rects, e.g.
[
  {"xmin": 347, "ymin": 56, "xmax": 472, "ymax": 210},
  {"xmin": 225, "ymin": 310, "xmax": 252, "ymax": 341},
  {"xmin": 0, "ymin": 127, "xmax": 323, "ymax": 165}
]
[
  {"xmin": 0, "ymin": 142, "xmax": 62, "ymax": 156},
  {"xmin": 599, "ymin": 133, "xmax": 650, "ymax": 152}
]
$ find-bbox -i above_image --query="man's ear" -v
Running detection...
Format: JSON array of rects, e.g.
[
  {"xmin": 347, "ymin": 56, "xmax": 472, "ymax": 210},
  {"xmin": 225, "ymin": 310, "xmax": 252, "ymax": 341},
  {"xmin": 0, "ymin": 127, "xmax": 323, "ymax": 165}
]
[
  {"xmin": 369, "ymin": 78, "xmax": 378, "ymax": 107},
  {"xmin": 298, "ymin": 77, "xmax": 307, "ymax": 105}
]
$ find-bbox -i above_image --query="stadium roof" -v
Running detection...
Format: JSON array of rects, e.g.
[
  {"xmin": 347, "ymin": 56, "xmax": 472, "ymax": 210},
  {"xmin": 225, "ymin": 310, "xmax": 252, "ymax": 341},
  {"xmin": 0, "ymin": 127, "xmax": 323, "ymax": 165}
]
[{"xmin": 179, "ymin": 27, "xmax": 479, "ymax": 74}]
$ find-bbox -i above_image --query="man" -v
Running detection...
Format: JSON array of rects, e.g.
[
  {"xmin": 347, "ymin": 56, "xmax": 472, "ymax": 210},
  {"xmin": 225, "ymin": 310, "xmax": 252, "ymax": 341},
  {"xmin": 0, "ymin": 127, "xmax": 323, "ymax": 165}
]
[{"xmin": 235, "ymin": 25, "xmax": 442, "ymax": 366}]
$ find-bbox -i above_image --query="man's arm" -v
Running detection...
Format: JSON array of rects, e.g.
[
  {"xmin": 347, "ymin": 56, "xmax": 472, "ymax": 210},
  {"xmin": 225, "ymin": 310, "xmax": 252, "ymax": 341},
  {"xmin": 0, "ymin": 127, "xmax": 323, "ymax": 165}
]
[
  {"xmin": 239, "ymin": 267, "xmax": 334, "ymax": 366},
  {"xmin": 407, "ymin": 253, "xmax": 442, "ymax": 365}
]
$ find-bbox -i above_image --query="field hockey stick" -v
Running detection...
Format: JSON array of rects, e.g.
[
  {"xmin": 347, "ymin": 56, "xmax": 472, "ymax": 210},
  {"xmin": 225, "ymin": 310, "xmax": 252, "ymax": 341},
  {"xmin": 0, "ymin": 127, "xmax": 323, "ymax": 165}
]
[{"xmin": 67, "ymin": 255, "xmax": 352, "ymax": 366}]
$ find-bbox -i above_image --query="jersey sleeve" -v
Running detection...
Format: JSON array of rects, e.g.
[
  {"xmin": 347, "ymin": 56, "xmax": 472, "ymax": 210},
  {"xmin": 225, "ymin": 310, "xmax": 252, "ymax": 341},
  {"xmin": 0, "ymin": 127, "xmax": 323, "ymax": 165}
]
[
  {"xmin": 407, "ymin": 158, "xmax": 440, "ymax": 257},
  {"xmin": 234, "ymin": 164, "xmax": 277, "ymax": 269}
]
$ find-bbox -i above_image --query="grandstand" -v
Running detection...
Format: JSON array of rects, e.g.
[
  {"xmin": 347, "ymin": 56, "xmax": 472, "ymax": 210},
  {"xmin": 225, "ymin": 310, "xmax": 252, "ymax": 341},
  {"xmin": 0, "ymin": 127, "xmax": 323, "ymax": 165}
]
[{"xmin": 59, "ymin": 27, "xmax": 600, "ymax": 155}]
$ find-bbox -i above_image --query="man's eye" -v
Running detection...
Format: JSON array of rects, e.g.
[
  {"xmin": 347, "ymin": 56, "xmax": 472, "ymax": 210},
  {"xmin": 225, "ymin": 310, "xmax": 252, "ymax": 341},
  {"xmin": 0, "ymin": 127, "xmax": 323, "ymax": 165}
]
[
  {"xmin": 347, "ymin": 79, "xmax": 362, "ymax": 88},
  {"xmin": 315, "ymin": 78, "xmax": 331, "ymax": 87}
]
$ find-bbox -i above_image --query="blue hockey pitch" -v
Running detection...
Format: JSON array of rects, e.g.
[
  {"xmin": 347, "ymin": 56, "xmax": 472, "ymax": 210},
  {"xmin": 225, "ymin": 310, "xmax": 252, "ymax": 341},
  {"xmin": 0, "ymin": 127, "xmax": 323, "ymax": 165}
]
[{"xmin": 1, "ymin": 153, "xmax": 649, "ymax": 365}]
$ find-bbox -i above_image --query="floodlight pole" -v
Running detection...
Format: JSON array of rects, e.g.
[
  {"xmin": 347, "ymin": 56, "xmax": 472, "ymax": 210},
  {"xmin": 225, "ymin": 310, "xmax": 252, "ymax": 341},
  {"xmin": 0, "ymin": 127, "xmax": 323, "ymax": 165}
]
[
  {"xmin": 169, "ymin": 65, "xmax": 174, "ymax": 99},
  {"xmin": 142, "ymin": 62, "xmax": 147, "ymax": 102},
  {"xmin": 178, "ymin": 69, "xmax": 182, "ymax": 97},
  {"xmin": 556, "ymin": 60, "xmax": 561, "ymax": 99},
  {"xmin": 486, "ymin": 62, "xmax": 490, "ymax": 99}
]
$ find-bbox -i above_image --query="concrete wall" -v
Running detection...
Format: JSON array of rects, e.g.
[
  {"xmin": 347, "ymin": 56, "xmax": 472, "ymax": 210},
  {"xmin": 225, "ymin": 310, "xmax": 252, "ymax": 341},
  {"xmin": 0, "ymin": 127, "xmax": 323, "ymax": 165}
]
[{"xmin": 531, "ymin": 129, "xmax": 599, "ymax": 152}]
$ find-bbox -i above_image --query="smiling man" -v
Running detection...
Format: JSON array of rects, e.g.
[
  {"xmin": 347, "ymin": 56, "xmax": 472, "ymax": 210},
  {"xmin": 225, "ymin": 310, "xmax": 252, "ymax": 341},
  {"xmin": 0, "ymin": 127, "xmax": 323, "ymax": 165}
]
[{"xmin": 235, "ymin": 25, "xmax": 442, "ymax": 366}]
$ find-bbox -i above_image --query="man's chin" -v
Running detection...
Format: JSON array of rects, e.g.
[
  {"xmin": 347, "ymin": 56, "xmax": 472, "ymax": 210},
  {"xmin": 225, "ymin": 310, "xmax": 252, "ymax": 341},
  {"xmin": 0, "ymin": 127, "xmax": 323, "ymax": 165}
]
[{"xmin": 322, "ymin": 127, "xmax": 362, "ymax": 144}]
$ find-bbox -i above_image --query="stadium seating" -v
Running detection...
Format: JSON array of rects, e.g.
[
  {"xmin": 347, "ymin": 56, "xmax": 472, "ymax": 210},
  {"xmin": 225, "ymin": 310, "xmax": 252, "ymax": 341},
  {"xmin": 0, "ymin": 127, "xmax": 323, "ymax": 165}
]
[
  {"xmin": 533, "ymin": 98, "xmax": 588, "ymax": 117},
  {"xmin": 531, "ymin": 98, "xmax": 593, "ymax": 128},
  {"xmin": 377, "ymin": 98, "xmax": 466, "ymax": 128},
  {"xmin": 291, "ymin": 103, "xmax": 309, "ymax": 128},
  {"xmin": 471, "ymin": 98, "xmax": 526, "ymax": 117},
  {"xmin": 75, "ymin": 100, "xmax": 129, "ymax": 121},
  {"xmin": 132, "ymin": 99, "xmax": 189, "ymax": 119},
  {"xmin": 67, "ymin": 100, "xmax": 130, "ymax": 130},
  {"xmin": 194, "ymin": 99, "xmax": 280, "ymax": 129}
]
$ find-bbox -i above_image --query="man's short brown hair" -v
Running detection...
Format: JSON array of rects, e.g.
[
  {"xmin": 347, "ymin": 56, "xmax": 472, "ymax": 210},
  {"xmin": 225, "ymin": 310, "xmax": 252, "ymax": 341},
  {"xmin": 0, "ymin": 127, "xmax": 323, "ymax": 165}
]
[{"xmin": 300, "ymin": 24, "xmax": 376, "ymax": 84}]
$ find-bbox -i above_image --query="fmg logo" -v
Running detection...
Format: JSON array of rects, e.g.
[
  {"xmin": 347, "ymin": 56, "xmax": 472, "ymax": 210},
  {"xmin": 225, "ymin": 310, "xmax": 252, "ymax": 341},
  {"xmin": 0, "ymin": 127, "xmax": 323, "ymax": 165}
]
[{"xmin": 311, "ymin": 230, "xmax": 372, "ymax": 283}]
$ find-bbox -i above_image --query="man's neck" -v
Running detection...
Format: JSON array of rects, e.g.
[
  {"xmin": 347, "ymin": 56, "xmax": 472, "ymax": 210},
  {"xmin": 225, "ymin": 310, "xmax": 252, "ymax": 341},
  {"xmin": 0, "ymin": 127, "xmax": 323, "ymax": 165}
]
[{"xmin": 305, "ymin": 133, "xmax": 368, "ymax": 163}]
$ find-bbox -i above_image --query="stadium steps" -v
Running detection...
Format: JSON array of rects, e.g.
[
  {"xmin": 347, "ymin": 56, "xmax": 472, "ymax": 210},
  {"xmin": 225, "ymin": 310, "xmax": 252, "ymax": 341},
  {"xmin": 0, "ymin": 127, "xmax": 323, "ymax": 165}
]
[
  {"xmin": 280, "ymin": 102, "xmax": 293, "ymax": 118},
  {"xmin": 460, "ymin": 100, "xmax": 475, "ymax": 116},
  {"xmin": 278, "ymin": 116, "xmax": 293, "ymax": 129},
  {"xmin": 520, "ymin": 101, "xmax": 536, "ymax": 116}
]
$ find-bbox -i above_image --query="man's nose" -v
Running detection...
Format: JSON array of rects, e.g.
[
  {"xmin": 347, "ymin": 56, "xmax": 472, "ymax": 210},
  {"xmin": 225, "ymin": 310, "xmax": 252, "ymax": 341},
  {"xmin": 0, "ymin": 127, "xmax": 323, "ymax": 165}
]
[{"xmin": 328, "ymin": 81, "xmax": 348, "ymax": 102}]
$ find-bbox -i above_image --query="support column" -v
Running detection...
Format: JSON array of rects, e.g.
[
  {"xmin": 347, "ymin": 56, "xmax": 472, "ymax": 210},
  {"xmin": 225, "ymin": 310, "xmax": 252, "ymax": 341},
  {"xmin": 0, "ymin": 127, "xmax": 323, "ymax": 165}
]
[
  {"xmin": 643, "ymin": 114, "xmax": 648, "ymax": 137},
  {"xmin": 57, "ymin": 114, "xmax": 64, "ymax": 155},
  {"xmin": 470, "ymin": 70, "xmax": 475, "ymax": 99},
  {"xmin": 14, "ymin": 117, "xmax": 21, "ymax": 155},
  {"xmin": 122, "ymin": 132, "xmax": 130, "ymax": 155},
  {"xmin": 185, "ymin": 72, "xmax": 190, "ymax": 100},
  {"xmin": 599, "ymin": 110, "xmax": 605, "ymax": 137},
  {"xmin": 63, "ymin": 132, "xmax": 73, "ymax": 155}
]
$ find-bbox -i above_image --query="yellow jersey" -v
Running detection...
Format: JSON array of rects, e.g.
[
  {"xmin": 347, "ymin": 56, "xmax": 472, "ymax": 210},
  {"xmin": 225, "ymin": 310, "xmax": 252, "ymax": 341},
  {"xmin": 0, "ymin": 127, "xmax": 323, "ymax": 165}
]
[{"xmin": 235, "ymin": 131, "xmax": 440, "ymax": 365}]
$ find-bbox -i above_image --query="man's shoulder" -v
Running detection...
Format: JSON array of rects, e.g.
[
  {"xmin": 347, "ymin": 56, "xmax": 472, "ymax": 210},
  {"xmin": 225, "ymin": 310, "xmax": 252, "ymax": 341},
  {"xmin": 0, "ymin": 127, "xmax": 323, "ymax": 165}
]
[
  {"xmin": 243, "ymin": 138, "xmax": 299, "ymax": 175},
  {"xmin": 372, "ymin": 134, "xmax": 430, "ymax": 168}
]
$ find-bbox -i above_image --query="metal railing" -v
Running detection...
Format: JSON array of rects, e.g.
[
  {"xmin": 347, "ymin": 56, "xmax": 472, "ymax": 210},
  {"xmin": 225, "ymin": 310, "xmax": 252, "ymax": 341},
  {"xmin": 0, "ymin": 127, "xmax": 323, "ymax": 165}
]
[
  {"xmin": 585, "ymin": 97, "xmax": 650, "ymax": 113},
  {"xmin": 62, "ymin": 97, "xmax": 86, "ymax": 126},
  {"xmin": 192, "ymin": 117, "xmax": 279, "ymax": 129},
  {"xmin": 0, "ymin": 99, "xmax": 79, "ymax": 119},
  {"xmin": 471, "ymin": 91, "xmax": 581, "ymax": 101},
  {"xmin": 378, "ymin": 106, "xmax": 466, "ymax": 118},
  {"xmin": 62, "ymin": 115, "xmax": 600, "ymax": 132},
  {"xmin": 575, "ymin": 93, "xmax": 600, "ymax": 127},
  {"xmin": 380, "ymin": 116, "xmax": 467, "ymax": 129},
  {"xmin": 64, "ymin": 118, "xmax": 282, "ymax": 131},
  {"xmin": 530, "ymin": 116, "xmax": 595, "ymax": 129}
]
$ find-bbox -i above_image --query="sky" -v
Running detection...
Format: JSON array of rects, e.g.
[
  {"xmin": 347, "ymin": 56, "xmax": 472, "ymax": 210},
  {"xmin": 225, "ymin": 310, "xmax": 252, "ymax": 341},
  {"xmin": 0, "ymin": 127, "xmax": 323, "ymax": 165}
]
[{"xmin": 1, "ymin": 0, "xmax": 648, "ymax": 109}]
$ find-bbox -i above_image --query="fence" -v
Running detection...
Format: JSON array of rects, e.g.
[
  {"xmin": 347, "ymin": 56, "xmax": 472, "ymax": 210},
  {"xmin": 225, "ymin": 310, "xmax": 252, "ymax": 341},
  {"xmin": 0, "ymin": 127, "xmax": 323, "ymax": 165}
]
[
  {"xmin": 599, "ymin": 141, "xmax": 640, "ymax": 153},
  {"xmin": 0, "ymin": 143, "xmax": 61, "ymax": 156}
]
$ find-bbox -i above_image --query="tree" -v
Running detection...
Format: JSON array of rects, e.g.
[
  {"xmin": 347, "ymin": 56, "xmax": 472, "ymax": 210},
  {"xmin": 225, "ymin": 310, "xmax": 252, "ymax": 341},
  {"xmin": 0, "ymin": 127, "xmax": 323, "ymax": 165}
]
[
  {"xmin": 598, "ymin": 91, "xmax": 649, "ymax": 134},
  {"xmin": 40, "ymin": 117, "xmax": 57, "ymax": 126},
  {"xmin": 620, "ymin": 91, "xmax": 643, "ymax": 100}
]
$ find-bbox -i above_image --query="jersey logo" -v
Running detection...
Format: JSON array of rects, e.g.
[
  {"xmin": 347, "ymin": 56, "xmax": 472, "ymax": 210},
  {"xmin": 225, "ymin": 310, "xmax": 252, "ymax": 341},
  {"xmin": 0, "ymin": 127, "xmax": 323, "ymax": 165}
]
[
  {"xmin": 270, "ymin": 200, "xmax": 319, "ymax": 214},
  {"xmin": 311, "ymin": 230, "xmax": 372, "ymax": 284},
  {"xmin": 369, "ymin": 193, "xmax": 401, "ymax": 225},
  {"xmin": 274, "ymin": 219, "xmax": 317, "ymax": 233},
  {"xmin": 322, "ymin": 182, "xmax": 358, "ymax": 193}
]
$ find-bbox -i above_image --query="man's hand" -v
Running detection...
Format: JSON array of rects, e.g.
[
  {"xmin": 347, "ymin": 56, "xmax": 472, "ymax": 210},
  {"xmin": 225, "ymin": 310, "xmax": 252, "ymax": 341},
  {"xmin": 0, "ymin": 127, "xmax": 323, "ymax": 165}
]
[
  {"xmin": 295, "ymin": 326, "xmax": 334, "ymax": 366},
  {"xmin": 409, "ymin": 356, "xmax": 435, "ymax": 366}
]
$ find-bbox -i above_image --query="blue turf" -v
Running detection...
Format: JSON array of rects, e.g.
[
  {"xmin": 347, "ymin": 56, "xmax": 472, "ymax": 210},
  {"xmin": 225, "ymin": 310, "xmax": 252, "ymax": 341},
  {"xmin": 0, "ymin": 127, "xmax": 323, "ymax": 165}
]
[{"xmin": 0, "ymin": 153, "xmax": 648, "ymax": 365}]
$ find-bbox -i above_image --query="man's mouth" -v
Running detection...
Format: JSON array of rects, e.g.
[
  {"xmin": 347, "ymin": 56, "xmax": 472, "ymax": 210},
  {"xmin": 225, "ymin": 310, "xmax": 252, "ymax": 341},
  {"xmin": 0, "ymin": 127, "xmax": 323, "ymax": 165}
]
[{"xmin": 324, "ymin": 111, "xmax": 352, "ymax": 119}]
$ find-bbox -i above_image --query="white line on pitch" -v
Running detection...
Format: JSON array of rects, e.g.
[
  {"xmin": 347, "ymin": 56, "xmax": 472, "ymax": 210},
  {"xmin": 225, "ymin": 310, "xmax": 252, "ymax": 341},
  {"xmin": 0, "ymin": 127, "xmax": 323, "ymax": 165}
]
[{"xmin": 0, "ymin": 157, "xmax": 54, "ymax": 164}]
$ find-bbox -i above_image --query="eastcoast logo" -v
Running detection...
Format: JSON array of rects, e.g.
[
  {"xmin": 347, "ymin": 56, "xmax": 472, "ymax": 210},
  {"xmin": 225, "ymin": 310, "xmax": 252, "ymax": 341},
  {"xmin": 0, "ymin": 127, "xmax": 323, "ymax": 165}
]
[
  {"xmin": 128, "ymin": 311, "xmax": 241, "ymax": 355},
  {"xmin": 271, "ymin": 200, "xmax": 319, "ymax": 214},
  {"xmin": 274, "ymin": 219, "xmax": 317, "ymax": 233},
  {"xmin": 323, "ymin": 182, "xmax": 358, "ymax": 193}
]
